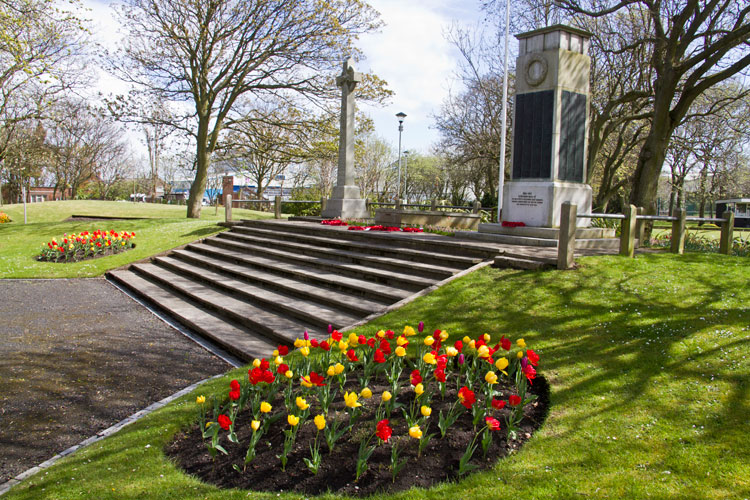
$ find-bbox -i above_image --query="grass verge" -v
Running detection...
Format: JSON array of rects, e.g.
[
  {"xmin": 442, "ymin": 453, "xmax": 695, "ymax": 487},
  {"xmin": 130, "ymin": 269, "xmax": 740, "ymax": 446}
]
[
  {"xmin": 3, "ymin": 253, "xmax": 750, "ymax": 499},
  {"xmin": 0, "ymin": 201, "xmax": 278, "ymax": 278}
]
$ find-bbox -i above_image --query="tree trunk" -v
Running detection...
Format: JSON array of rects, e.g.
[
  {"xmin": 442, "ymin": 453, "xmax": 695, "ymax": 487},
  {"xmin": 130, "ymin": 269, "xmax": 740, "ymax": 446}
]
[{"xmin": 187, "ymin": 117, "xmax": 211, "ymax": 219}]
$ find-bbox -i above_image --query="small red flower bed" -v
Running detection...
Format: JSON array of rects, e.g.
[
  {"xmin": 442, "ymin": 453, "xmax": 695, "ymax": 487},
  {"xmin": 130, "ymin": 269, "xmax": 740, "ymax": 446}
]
[
  {"xmin": 166, "ymin": 326, "xmax": 549, "ymax": 496},
  {"xmin": 321, "ymin": 219, "xmax": 348, "ymax": 226},
  {"xmin": 37, "ymin": 230, "xmax": 136, "ymax": 263},
  {"xmin": 320, "ymin": 220, "xmax": 424, "ymax": 233},
  {"xmin": 501, "ymin": 221, "xmax": 526, "ymax": 228}
]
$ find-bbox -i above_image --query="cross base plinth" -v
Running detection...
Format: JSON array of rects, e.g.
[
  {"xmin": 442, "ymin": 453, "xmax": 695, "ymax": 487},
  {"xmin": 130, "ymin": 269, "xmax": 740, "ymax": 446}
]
[{"xmin": 321, "ymin": 197, "xmax": 369, "ymax": 220}]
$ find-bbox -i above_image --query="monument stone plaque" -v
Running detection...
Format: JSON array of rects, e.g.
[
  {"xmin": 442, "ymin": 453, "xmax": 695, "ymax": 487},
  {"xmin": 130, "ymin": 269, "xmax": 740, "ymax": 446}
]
[{"xmin": 502, "ymin": 25, "xmax": 593, "ymax": 227}]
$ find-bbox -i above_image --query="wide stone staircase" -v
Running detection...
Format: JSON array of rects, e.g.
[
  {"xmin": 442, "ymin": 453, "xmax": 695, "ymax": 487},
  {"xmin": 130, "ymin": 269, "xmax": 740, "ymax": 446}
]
[{"xmin": 107, "ymin": 220, "xmax": 500, "ymax": 362}]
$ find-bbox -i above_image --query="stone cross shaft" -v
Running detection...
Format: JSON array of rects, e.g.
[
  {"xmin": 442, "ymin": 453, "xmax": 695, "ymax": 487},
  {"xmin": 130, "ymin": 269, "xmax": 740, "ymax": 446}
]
[{"xmin": 335, "ymin": 57, "xmax": 362, "ymax": 192}]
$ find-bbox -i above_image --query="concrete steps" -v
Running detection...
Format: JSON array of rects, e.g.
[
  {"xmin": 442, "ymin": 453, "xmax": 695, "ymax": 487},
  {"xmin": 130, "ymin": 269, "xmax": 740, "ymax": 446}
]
[{"xmin": 107, "ymin": 219, "xmax": 496, "ymax": 361}]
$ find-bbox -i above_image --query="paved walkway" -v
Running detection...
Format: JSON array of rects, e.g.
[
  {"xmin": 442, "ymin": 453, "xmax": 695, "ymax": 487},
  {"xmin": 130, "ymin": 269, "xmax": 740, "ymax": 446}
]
[{"xmin": 0, "ymin": 278, "xmax": 231, "ymax": 483}]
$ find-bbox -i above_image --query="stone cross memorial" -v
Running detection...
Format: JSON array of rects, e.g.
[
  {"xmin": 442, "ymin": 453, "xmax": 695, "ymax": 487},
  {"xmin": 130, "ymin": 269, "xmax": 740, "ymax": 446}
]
[
  {"xmin": 501, "ymin": 25, "xmax": 593, "ymax": 227},
  {"xmin": 321, "ymin": 58, "xmax": 369, "ymax": 219}
]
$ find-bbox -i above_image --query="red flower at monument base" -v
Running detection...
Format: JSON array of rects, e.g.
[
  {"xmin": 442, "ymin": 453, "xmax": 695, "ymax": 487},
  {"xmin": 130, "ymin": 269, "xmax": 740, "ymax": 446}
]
[{"xmin": 501, "ymin": 221, "xmax": 526, "ymax": 228}]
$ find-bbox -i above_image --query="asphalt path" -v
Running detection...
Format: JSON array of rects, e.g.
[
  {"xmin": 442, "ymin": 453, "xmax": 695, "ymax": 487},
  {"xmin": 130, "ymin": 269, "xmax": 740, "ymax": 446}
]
[{"xmin": 0, "ymin": 278, "xmax": 231, "ymax": 483}]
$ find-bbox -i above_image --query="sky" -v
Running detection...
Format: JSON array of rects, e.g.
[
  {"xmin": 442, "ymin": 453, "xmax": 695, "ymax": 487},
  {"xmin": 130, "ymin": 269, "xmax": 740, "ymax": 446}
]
[{"xmin": 80, "ymin": 0, "xmax": 492, "ymax": 158}]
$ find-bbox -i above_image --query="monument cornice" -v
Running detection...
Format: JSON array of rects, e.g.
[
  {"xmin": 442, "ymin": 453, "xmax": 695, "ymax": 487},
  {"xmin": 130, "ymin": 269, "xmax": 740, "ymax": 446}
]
[{"xmin": 515, "ymin": 24, "xmax": 592, "ymax": 40}]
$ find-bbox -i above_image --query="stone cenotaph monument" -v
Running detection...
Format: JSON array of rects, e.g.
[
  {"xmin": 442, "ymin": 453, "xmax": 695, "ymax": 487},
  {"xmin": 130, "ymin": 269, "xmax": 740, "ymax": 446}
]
[
  {"xmin": 501, "ymin": 25, "xmax": 593, "ymax": 227},
  {"xmin": 321, "ymin": 58, "xmax": 370, "ymax": 219}
]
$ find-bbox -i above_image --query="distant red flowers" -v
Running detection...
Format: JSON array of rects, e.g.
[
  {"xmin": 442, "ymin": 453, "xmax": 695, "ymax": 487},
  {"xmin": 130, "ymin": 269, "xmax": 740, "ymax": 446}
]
[
  {"xmin": 321, "ymin": 219, "xmax": 348, "ymax": 226},
  {"xmin": 501, "ymin": 221, "xmax": 526, "ymax": 228},
  {"xmin": 347, "ymin": 225, "xmax": 423, "ymax": 232}
]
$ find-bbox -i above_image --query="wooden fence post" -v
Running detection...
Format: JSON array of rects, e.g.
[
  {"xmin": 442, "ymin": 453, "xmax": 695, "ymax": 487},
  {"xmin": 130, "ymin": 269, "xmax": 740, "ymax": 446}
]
[
  {"xmin": 635, "ymin": 206, "xmax": 645, "ymax": 248},
  {"xmin": 430, "ymin": 199, "xmax": 437, "ymax": 211},
  {"xmin": 274, "ymin": 195, "xmax": 281, "ymax": 219},
  {"xmin": 719, "ymin": 211, "xmax": 735, "ymax": 255},
  {"xmin": 620, "ymin": 205, "xmax": 637, "ymax": 258},
  {"xmin": 472, "ymin": 200, "xmax": 481, "ymax": 214},
  {"xmin": 558, "ymin": 202, "xmax": 577, "ymax": 270},
  {"xmin": 320, "ymin": 197, "xmax": 327, "ymax": 216},
  {"xmin": 671, "ymin": 208, "xmax": 686, "ymax": 254},
  {"xmin": 225, "ymin": 194, "xmax": 232, "ymax": 222}
]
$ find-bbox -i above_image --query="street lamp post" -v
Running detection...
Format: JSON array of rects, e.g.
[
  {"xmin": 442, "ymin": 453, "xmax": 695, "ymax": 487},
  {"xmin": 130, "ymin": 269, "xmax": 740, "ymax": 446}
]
[{"xmin": 396, "ymin": 112, "xmax": 406, "ymax": 201}]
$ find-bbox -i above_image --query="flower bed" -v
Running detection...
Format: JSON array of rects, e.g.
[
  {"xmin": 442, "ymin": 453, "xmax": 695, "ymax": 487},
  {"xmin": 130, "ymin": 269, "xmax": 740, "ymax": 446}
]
[
  {"xmin": 320, "ymin": 220, "xmax": 424, "ymax": 232},
  {"xmin": 37, "ymin": 230, "xmax": 136, "ymax": 262},
  {"xmin": 167, "ymin": 325, "xmax": 548, "ymax": 496},
  {"xmin": 0, "ymin": 212, "xmax": 11, "ymax": 224}
]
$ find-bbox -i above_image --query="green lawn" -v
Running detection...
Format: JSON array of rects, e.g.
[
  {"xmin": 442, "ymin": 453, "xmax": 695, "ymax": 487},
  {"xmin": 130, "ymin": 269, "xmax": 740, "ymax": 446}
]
[
  {"xmin": 4, "ymin": 253, "xmax": 749, "ymax": 499},
  {"xmin": 0, "ymin": 200, "xmax": 279, "ymax": 278}
]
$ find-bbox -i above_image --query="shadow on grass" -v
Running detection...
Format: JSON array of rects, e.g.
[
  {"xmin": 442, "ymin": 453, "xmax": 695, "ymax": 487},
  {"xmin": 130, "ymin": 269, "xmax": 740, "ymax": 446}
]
[{"xmin": 181, "ymin": 225, "xmax": 224, "ymax": 238}]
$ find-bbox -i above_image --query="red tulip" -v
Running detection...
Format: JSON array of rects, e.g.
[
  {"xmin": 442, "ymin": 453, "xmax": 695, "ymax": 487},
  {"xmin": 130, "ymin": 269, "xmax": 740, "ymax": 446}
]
[
  {"xmin": 277, "ymin": 363, "xmax": 289, "ymax": 375},
  {"xmin": 411, "ymin": 370, "xmax": 422, "ymax": 386},
  {"xmin": 526, "ymin": 349, "xmax": 540, "ymax": 366},
  {"xmin": 260, "ymin": 358, "xmax": 270, "ymax": 371},
  {"xmin": 454, "ymin": 340, "xmax": 463, "ymax": 352},
  {"xmin": 319, "ymin": 340, "xmax": 331, "ymax": 351},
  {"xmin": 229, "ymin": 389, "xmax": 240, "ymax": 401},
  {"xmin": 435, "ymin": 368, "xmax": 446, "ymax": 383},
  {"xmin": 491, "ymin": 398, "xmax": 506, "ymax": 410},
  {"xmin": 379, "ymin": 338, "xmax": 392, "ymax": 354},
  {"xmin": 310, "ymin": 338, "xmax": 319, "ymax": 348},
  {"xmin": 218, "ymin": 414, "xmax": 232, "ymax": 430},
  {"xmin": 374, "ymin": 349, "xmax": 386, "ymax": 363},
  {"xmin": 509, "ymin": 394, "xmax": 521, "ymax": 406},
  {"xmin": 230, "ymin": 379, "xmax": 240, "ymax": 391},
  {"xmin": 485, "ymin": 416, "xmax": 501, "ymax": 431},
  {"xmin": 346, "ymin": 349, "xmax": 358, "ymax": 362},
  {"xmin": 458, "ymin": 386, "xmax": 476, "ymax": 409},
  {"xmin": 331, "ymin": 330, "xmax": 343, "ymax": 342},
  {"xmin": 523, "ymin": 363, "xmax": 537, "ymax": 383},
  {"xmin": 278, "ymin": 345, "xmax": 289, "ymax": 356},
  {"xmin": 501, "ymin": 336, "xmax": 511, "ymax": 351},
  {"xmin": 376, "ymin": 419, "xmax": 392, "ymax": 443}
]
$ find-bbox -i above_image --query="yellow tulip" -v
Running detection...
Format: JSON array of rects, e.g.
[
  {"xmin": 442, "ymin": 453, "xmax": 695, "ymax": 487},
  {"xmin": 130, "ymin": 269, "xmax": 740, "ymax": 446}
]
[
  {"xmin": 338, "ymin": 341, "xmax": 348, "ymax": 352},
  {"xmin": 415, "ymin": 383, "xmax": 424, "ymax": 396},
  {"xmin": 439, "ymin": 330, "xmax": 449, "ymax": 341},
  {"xmin": 314, "ymin": 414, "xmax": 326, "ymax": 431},
  {"xmin": 296, "ymin": 396, "xmax": 309, "ymax": 410},
  {"xmin": 517, "ymin": 338, "xmax": 527, "ymax": 348},
  {"xmin": 274, "ymin": 355, "xmax": 283, "ymax": 365},
  {"xmin": 469, "ymin": 340, "xmax": 476, "ymax": 349},
  {"xmin": 477, "ymin": 345, "xmax": 490, "ymax": 358},
  {"xmin": 423, "ymin": 352, "xmax": 436, "ymax": 364},
  {"xmin": 287, "ymin": 414, "xmax": 299, "ymax": 427},
  {"xmin": 495, "ymin": 357, "xmax": 509, "ymax": 371},
  {"xmin": 382, "ymin": 391, "xmax": 392, "ymax": 402},
  {"xmin": 420, "ymin": 405, "xmax": 432, "ymax": 417},
  {"xmin": 334, "ymin": 363, "xmax": 345, "ymax": 375},
  {"xmin": 485, "ymin": 370, "xmax": 498, "ymax": 384},
  {"xmin": 446, "ymin": 346, "xmax": 458, "ymax": 357},
  {"xmin": 348, "ymin": 333, "xmax": 359, "ymax": 345},
  {"xmin": 517, "ymin": 350, "xmax": 524, "ymax": 359},
  {"xmin": 252, "ymin": 359, "xmax": 261, "ymax": 368},
  {"xmin": 205, "ymin": 421, "xmax": 213, "ymax": 428},
  {"xmin": 423, "ymin": 336, "xmax": 435, "ymax": 346},
  {"xmin": 361, "ymin": 387, "xmax": 373, "ymax": 399},
  {"xmin": 285, "ymin": 370, "xmax": 294, "ymax": 379},
  {"xmin": 260, "ymin": 401, "xmax": 272, "ymax": 413},
  {"xmin": 483, "ymin": 333, "xmax": 491, "ymax": 343},
  {"xmin": 462, "ymin": 335, "xmax": 471, "ymax": 344},
  {"xmin": 300, "ymin": 346, "xmax": 310, "ymax": 357},
  {"xmin": 397, "ymin": 335, "xmax": 408, "ymax": 346},
  {"xmin": 294, "ymin": 338, "xmax": 305, "ymax": 348},
  {"xmin": 409, "ymin": 425, "xmax": 423, "ymax": 439},
  {"xmin": 344, "ymin": 391, "xmax": 362, "ymax": 408},
  {"xmin": 395, "ymin": 346, "xmax": 407, "ymax": 357},
  {"xmin": 272, "ymin": 349, "xmax": 279, "ymax": 356},
  {"xmin": 196, "ymin": 395, "xmax": 206, "ymax": 405},
  {"xmin": 376, "ymin": 330, "xmax": 386, "ymax": 338},
  {"xmin": 404, "ymin": 325, "xmax": 416, "ymax": 336},
  {"xmin": 251, "ymin": 420, "xmax": 261, "ymax": 432},
  {"xmin": 327, "ymin": 365, "xmax": 336, "ymax": 377}
]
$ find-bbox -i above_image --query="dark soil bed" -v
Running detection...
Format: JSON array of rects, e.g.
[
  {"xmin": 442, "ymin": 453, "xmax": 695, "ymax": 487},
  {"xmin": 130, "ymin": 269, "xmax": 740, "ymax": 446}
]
[{"xmin": 166, "ymin": 374, "xmax": 549, "ymax": 497}]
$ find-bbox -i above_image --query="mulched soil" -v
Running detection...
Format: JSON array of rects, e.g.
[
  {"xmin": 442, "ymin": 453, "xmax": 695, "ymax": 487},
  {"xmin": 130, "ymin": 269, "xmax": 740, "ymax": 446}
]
[
  {"xmin": 166, "ymin": 373, "xmax": 549, "ymax": 497},
  {"xmin": 0, "ymin": 278, "xmax": 231, "ymax": 483}
]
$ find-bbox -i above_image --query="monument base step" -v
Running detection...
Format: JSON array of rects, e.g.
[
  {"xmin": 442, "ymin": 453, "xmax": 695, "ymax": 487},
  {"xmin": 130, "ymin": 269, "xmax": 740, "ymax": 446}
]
[
  {"xmin": 457, "ymin": 230, "xmax": 623, "ymax": 250},
  {"xmin": 493, "ymin": 255, "xmax": 553, "ymax": 271},
  {"xmin": 478, "ymin": 223, "xmax": 615, "ymax": 239}
]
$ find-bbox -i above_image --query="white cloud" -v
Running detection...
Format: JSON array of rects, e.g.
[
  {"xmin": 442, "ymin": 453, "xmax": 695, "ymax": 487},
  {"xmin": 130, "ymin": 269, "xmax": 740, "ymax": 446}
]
[{"xmin": 358, "ymin": 0, "xmax": 485, "ymax": 154}]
